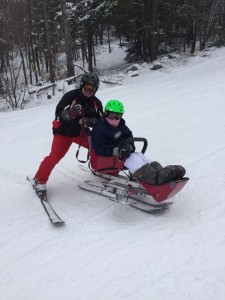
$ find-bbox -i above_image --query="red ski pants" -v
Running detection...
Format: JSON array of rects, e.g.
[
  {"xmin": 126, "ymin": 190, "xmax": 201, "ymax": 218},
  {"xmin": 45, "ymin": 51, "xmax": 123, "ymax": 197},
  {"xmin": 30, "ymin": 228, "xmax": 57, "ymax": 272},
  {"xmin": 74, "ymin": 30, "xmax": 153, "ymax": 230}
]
[{"xmin": 34, "ymin": 134, "xmax": 89, "ymax": 183}]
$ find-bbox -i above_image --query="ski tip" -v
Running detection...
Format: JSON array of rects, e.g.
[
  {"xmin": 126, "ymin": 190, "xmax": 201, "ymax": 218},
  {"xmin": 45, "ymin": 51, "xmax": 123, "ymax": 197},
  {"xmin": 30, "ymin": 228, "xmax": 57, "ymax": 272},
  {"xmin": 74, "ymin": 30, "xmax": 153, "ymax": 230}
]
[
  {"xmin": 26, "ymin": 175, "xmax": 33, "ymax": 182},
  {"xmin": 52, "ymin": 220, "xmax": 65, "ymax": 226}
]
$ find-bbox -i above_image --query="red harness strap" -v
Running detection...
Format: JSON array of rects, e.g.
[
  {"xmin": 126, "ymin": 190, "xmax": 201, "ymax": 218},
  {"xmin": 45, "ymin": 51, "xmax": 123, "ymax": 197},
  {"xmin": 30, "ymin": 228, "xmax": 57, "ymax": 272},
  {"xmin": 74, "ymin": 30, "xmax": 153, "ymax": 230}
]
[
  {"xmin": 75, "ymin": 126, "xmax": 90, "ymax": 163},
  {"xmin": 75, "ymin": 98, "xmax": 99, "ymax": 163}
]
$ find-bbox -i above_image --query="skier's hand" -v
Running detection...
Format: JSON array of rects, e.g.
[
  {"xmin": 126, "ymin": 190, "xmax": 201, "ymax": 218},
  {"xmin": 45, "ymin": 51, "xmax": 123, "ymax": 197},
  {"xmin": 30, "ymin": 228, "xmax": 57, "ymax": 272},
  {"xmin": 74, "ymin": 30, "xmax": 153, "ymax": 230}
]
[
  {"xmin": 70, "ymin": 104, "xmax": 82, "ymax": 118},
  {"xmin": 61, "ymin": 104, "xmax": 82, "ymax": 121},
  {"xmin": 79, "ymin": 117, "xmax": 98, "ymax": 128},
  {"xmin": 118, "ymin": 144, "xmax": 133, "ymax": 160}
]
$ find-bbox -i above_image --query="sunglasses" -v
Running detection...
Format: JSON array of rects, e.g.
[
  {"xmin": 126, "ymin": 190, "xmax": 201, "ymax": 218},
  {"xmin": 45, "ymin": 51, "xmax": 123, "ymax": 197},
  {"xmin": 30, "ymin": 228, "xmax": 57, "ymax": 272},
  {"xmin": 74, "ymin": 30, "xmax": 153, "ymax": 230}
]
[
  {"xmin": 83, "ymin": 84, "xmax": 96, "ymax": 93},
  {"xmin": 107, "ymin": 112, "xmax": 123, "ymax": 120}
]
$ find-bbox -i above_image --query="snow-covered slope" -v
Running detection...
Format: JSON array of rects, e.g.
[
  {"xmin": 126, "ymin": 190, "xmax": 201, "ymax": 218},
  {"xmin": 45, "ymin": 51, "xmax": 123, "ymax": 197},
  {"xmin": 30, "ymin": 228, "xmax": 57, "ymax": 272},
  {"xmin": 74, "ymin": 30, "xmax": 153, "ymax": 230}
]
[{"xmin": 1, "ymin": 47, "xmax": 225, "ymax": 300}]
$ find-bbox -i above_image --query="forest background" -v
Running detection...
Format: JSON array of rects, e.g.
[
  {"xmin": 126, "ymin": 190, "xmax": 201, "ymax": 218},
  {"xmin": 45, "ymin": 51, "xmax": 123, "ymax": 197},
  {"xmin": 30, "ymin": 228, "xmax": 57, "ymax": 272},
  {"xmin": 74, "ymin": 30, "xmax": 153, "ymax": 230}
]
[{"xmin": 0, "ymin": 0, "xmax": 224, "ymax": 109}]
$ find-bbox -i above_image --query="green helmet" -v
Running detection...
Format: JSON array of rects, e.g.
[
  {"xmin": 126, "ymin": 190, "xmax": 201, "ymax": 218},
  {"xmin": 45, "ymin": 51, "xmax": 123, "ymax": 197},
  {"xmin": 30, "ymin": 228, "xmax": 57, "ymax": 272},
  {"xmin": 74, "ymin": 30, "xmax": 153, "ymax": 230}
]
[{"xmin": 105, "ymin": 100, "xmax": 124, "ymax": 114}]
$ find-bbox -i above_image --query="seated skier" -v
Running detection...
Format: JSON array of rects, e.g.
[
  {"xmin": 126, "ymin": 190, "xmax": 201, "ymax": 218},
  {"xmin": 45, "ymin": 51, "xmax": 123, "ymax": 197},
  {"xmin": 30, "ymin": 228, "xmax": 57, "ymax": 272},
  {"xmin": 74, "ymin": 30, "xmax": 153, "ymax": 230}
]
[{"xmin": 91, "ymin": 100, "xmax": 186, "ymax": 185}]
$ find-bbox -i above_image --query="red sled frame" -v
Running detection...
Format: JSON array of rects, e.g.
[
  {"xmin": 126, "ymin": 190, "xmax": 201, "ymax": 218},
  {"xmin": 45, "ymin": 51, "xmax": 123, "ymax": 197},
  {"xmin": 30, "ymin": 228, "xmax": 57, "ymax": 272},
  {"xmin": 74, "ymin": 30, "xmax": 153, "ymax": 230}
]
[{"xmin": 89, "ymin": 138, "xmax": 189, "ymax": 203}]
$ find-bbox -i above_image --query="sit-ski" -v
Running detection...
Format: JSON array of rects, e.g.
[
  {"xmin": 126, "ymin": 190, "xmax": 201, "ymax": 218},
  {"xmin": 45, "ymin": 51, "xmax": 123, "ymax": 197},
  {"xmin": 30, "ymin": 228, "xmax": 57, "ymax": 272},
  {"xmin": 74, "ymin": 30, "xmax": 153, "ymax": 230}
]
[{"xmin": 79, "ymin": 138, "xmax": 189, "ymax": 213}]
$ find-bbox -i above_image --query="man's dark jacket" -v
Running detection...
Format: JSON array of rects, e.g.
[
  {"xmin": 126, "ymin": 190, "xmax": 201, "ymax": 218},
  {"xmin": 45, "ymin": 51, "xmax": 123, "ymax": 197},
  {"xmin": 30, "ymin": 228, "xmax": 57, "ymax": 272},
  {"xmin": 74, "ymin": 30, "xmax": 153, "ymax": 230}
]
[
  {"xmin": 91, "ymin": 118, "xmax": 135, "ymax": 157},
  {"xmin": 53, "ymin": 88, "xmax": 103, "ymax": 137}
]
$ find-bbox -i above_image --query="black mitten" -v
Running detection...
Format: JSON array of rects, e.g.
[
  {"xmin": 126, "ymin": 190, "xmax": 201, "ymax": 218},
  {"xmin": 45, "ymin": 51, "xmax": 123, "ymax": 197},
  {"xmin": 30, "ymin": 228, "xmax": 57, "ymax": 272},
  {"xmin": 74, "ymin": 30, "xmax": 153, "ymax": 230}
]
[{"xmin": 118, "ymin": 144, "xmax": 133, "ymax": 160}]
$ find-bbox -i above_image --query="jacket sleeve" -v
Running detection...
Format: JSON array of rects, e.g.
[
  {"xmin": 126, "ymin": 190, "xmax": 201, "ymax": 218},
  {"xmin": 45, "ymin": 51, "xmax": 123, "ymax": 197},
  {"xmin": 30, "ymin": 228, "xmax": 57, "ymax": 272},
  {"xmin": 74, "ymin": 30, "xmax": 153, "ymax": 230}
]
[
  {"xmin": 91, "ymin": 123, "xmax": 115, "ymax": 157},
  {"xmin": 55, "ymin": 90, "xmax": 77, "ymax": 123}
]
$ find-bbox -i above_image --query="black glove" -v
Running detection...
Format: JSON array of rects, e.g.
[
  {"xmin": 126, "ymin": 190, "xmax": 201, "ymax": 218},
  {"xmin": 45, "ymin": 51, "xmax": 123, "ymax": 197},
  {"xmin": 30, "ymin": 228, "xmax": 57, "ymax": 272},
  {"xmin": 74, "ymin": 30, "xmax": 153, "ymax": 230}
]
[
  {"xmin": 119, "ymin": 144, "xmax": 133, "ymax": 160},
  {"xmin": 79, "ymin": 117, "xmax": 98, "ymax": 128},
  {"xmin": 114, "ymin": 144, "xmax": 133, "ymax": 160},
  {"xmin": 61, "ymin": 104, "xmax": 82, "ymax": 121}
]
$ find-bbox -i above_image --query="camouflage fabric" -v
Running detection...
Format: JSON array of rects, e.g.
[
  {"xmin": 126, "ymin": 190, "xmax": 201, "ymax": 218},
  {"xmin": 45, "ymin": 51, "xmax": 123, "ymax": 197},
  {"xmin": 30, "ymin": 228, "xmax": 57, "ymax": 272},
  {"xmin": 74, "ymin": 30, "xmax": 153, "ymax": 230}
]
[
  {"xmin": 158, "ymin": 165, "xmax": 186, "ymax": 185},
  {"xmin": 133, "ymin": 163, "xmax": 158, "ymax": 184},
  {"xmin": 133, "ymin": 162, "xmax": 186, "ymax": 185},
  {"xmin": 150, "ymin": 161, "xmax": 163, "ymax": 172}
]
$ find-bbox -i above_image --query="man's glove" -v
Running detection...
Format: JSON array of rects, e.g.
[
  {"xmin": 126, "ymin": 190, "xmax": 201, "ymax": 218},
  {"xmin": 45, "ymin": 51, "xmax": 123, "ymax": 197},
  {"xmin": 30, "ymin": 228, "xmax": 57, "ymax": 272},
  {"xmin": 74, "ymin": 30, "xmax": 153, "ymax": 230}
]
[
  {"xmin": 79, "ymin": 117, "xmax": 98, "ymax": 128},
  {"xmin": 70, "ymin": 104, "xmax": 82, "ymax": 118},
  {"xmin": 113, "ymin": 144, "xmax": 133, "ymax": 160},
  {"xmin": 61, "ymin": 104, "xmax": 82, "ymax": 121}
]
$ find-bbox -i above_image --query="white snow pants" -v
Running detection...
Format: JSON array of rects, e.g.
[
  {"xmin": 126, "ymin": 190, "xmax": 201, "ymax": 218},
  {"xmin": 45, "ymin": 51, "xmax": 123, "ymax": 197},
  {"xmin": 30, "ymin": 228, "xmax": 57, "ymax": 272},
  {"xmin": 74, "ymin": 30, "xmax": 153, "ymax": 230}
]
[{"xmin": 124, "ymin": 152, "xmax": 151, "ymax": 174}]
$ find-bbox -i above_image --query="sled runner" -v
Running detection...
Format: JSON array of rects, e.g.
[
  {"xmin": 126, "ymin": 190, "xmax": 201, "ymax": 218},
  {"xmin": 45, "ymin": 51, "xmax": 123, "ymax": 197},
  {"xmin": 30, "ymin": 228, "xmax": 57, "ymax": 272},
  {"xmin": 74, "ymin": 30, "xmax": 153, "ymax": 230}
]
[{"xmin": 79, "ymin": 138, "xmax": 189, "ymax": 207}]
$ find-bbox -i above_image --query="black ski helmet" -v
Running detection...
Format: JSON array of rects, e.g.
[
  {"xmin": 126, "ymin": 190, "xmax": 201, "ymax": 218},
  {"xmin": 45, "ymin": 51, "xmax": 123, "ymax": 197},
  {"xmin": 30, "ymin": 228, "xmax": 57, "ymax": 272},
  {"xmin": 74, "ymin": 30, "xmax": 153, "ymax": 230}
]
[{"xmin": 80, "ymin": 73, "xmax": 100, "ymax": 90}]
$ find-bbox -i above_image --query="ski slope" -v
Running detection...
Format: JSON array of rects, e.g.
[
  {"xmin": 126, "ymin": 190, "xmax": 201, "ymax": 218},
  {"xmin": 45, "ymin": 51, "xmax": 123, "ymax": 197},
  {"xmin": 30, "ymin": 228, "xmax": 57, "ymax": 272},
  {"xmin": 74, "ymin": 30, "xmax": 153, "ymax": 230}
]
[{"xmin": 1, "ymin": 47, "xmax": 225, "ymax": 300}]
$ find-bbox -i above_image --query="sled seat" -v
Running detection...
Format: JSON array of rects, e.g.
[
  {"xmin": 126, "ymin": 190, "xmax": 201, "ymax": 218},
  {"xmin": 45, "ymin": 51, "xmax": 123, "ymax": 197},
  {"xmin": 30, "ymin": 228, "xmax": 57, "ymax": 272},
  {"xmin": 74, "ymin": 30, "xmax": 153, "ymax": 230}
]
[
  {"xmin": 90, "ymin": 148, "xmax": 124, "ymax": 176},
  {"xmin": 89, "ymin": 137, "xmax": 147, "ymax": 176},
  {"xmin": 140, "ymin": 178, "xmax": 189, "ymax": 202}
]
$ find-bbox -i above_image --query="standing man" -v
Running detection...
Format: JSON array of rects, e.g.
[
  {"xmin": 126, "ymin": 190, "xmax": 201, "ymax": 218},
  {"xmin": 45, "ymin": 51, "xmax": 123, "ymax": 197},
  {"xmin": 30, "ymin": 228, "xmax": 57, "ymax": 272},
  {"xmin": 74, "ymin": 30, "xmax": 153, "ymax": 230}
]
[{"xmin": 33, "ymin": 73, "xmax": 103, "ymax": 196}]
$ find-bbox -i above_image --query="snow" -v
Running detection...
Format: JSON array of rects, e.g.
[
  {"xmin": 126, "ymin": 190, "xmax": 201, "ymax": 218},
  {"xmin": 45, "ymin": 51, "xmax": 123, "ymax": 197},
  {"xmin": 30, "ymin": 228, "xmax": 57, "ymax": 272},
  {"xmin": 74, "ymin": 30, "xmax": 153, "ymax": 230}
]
[{"xmin": 1, "ymin": 46, "xmax": 225, "ymax": 300}]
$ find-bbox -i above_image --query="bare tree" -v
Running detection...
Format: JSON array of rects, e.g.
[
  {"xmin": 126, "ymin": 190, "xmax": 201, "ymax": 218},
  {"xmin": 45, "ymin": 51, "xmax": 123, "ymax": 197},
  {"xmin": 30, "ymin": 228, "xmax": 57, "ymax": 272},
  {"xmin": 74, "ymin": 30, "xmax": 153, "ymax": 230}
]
[
  {"xmin": 0, "ymin": 53, "xmax": 26, "ymax": 109},
  {"xmin": 41, "ymin": 0, "xmax": 55, "ymax": 84},
  {"xmin": 60, "ymin": 0, "xmax": 74, "ymax": 77},
  {"xmin": 26, "ymin": 0, "xmax": 38, "ymax": 84},
  {"xmin": 201, "ymin": 0, "xmax": 221, "ymax": 49},
  {"xmin": 148, "ymin": 0, "xmax": 158, "ymax": 62},
  {"xmin": 87, "ymin": 23, "xmax": 94, "ymax": 72}
]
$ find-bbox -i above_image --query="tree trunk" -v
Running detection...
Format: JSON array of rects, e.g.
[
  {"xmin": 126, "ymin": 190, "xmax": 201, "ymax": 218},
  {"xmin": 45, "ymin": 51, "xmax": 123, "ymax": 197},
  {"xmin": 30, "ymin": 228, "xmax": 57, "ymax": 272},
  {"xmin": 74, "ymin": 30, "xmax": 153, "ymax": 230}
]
[
  {"xmin": 19, "ymin": 48, "xmax": 28, "ymax": 85},
  {"xmin": 201, "ymin": 0, "xmax": 221, "ymax": 49},
  {"xmin": 87, "ymin": 25, "xmax": 93, "ymax": 72},
  {"xmin": 27, "ymin": 0, "xmax": 38, "ymax": 84},
  {"xmin": 99, "ymin": 24, "xmax": 104, "ymax": 45},
  {"xmin": 60, "ymin": 0, "xmax": 74, "ymax": 77},
  {"xmin": 191, "ymin": 17, "xmax": 198, "ymax": 54},
  {"xmin": 142, "ymin": 2, "xmax": 148, "ymax": 61},
  {"xmin": 93, "ymin": 43, "xmax": 96, "ymax": 66},
  {"xmin": 148, "ymin": 0, "xmax": 158, "ymax": 62},
  {"xmin": 107, "ymin": 25, "xmax": 111, "ymax": 53},
  {"xmin": 41, "ymin": 0, "xmax": 55, "ymax": 84}
]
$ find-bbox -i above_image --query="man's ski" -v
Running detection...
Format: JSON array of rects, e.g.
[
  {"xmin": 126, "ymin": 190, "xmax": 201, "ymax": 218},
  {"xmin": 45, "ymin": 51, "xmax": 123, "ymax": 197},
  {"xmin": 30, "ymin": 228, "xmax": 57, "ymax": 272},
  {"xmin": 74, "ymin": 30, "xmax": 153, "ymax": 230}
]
[{"xmin": 27, "ymin": 176, "xmax": 65, "ymax": 225}]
